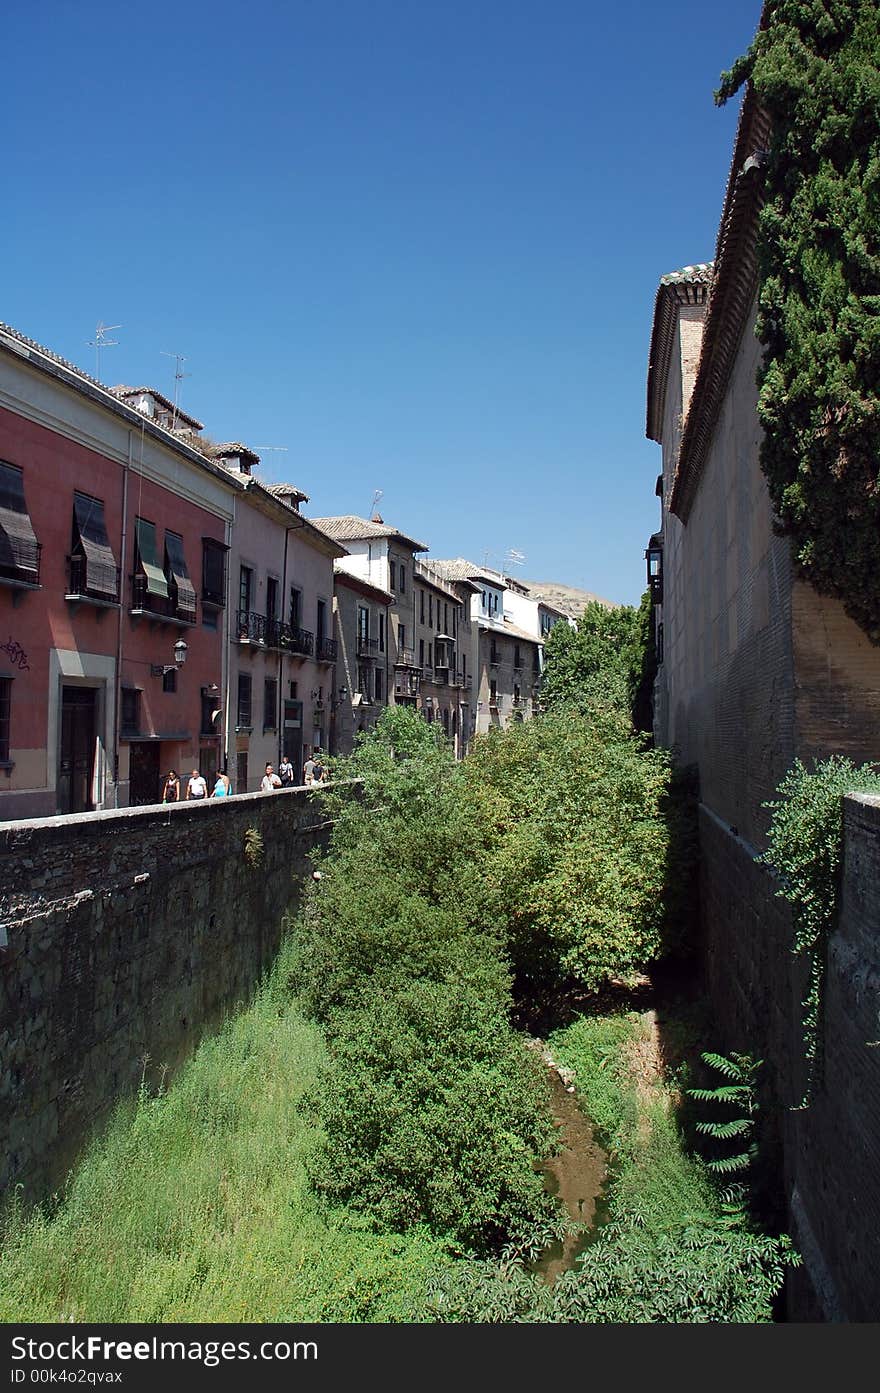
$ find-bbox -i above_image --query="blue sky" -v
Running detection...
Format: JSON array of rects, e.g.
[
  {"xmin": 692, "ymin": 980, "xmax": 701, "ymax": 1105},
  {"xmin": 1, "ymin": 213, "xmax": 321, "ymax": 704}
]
[{"xmin": 4, "ymin": 1, "xmax": 760, "ymax": 605}]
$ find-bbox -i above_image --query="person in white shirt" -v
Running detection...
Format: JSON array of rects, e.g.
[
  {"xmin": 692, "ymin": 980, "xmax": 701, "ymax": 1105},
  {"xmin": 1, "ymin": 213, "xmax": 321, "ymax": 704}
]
[
  {"xmin": 186, "ymin": 768, "xmax": 208, "ymax": 800},
  {"xmin": 261, "ymin": 763, "xmax": 282, "ymax": 792}
]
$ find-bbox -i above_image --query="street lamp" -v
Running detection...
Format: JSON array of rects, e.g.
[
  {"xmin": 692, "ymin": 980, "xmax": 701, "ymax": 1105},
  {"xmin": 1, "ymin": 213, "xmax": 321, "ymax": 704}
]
[{"xmin": 151, "ymin": 638, "xmax": 189, "ymax": 677}]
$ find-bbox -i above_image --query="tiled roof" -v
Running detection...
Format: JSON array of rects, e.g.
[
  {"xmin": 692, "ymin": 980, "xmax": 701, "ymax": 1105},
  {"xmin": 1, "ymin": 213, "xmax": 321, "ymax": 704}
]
[
  {"xmin": 110, "ymin": 385, "xmax": 204, "ymax": 430},
  {"xmin": 659, "ymin": 264, "xmax": 714, "ymax": 288},
  {"xmin": 212, "ymin": 441, "xmax": 261, "ymax": 464},
  {"xmin": 266, "ymin": 482, "xmax": 310, "ymax": 504},
  {"xmin": 309, "ymin": 514, "xmax": 428, "ymax": 552},
  {"xmin": 432, "ymin": 558, "xmax": 506, "ymax": 588}
]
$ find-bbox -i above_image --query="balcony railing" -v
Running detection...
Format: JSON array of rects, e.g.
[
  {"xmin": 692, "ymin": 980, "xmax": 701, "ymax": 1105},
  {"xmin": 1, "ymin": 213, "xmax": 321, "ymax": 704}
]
[
  {"xmin": 316, "ymin": 636, "xmax": 338, "ymax": 663},
  {"xmin": 0, "ymin": 539, "xmax": 42, "ymax": 590},
  {"xmin": 394, "ymin": 648, "xmax": 421, "ymax": 670},
  {"xmin": 66, "ymin": 555, "xmax": 120, "ymax": 605},
  {"xmin": 283, "ymin": 625, "xmax": 314, "ymax": 657},
  {"xmin": 236, "ymin": 609, "xmax": 267, "ymax": 644},
  {"xmin": 394, "ymin": 671, "xmax": 421, "ymax": 698},
  {"xmin": 489, "ymin": 649, "xmax": 500, "ymax": 665},
  {"xmin": 131, "ymin": 573, "xmax": 197, "ymax": 624},
  {"xmin": 357, "ymin": 636, "xmax": 379, "ymax": 658}
]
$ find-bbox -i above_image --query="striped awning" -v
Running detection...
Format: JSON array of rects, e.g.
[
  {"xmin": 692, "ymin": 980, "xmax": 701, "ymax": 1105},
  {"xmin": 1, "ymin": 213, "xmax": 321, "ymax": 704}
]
[
  {"xmin": 0, "ymin": 461, "xmax": 39, "ymax": 578},
  {"xmin": 164, "ymin": 532, "xmax": 197, "ymax": 620},
  {"xmin": 135, "ymin": 519, "xmax": 169, "ymax": 599},
  {"xmin": 73, "ymin": 493, "xmax": 118, "ymax": 598}
]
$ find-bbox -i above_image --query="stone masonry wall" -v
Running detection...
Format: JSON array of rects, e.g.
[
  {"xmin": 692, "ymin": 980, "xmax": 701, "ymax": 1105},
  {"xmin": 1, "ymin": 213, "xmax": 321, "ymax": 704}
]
[
  {"xmin": 0, "ymin": 785, "xmax": 335, "ymax": 1203},
  {"xmin": 699, "ymin": 795, "xmax": 880, "ymax": 1321}
]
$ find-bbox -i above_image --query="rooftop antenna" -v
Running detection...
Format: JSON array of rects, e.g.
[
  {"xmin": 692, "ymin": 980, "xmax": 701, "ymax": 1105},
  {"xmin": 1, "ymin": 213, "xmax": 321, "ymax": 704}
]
[
  {"xmin": 87, "ymin": 321, "xmax": 121, "ymax": 381},
  {"xmin": 370, "ymin": 488, "xmax": 384, "ymax": 520},
  {"xmin": 504, "ymin": 548, "xmax": 525, "ymax": 578},
  {"xmin": 161, "ymin": 351, "xmax": 190, "ymax": 429}
]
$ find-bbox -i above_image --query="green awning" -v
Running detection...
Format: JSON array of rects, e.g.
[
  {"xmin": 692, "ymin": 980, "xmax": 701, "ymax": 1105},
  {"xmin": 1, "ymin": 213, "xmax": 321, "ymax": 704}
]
[{"xmin": 135, "ymin": 519, "xmax": 169, "ymax": 599}]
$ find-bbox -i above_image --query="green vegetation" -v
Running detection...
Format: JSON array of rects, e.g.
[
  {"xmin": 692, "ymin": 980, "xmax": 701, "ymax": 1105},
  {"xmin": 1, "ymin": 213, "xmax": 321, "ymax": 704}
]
[
  {"xmin": 1, "ymin": 612, "xmax": 791, "ymax": 1322},
  {"xmin": 427, "ymin": 1013, "xmax": 798, "ymax": 1322},
  {"xmin": 293, "ymin": 707, "xmax": 558, "ymax": 1251},
  {"xmin": 539, "ymin": 595, "xmax": 655, "ymax": 730},
  {"xmin": 760, "ymin": 755, "xmax": 880, "ymax": 1103},
  {"xmin": 718, "ymin": 2, "xmax": 880, "ymax": 641},
  {"xmin": 0, "ymin": 941, "xmax": 447, "ymax": 1322}
]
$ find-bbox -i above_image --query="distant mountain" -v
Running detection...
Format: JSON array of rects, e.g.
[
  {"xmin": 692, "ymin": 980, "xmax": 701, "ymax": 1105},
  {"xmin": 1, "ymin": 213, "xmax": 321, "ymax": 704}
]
[{"xmin": 521, "ymin": 580, "xmax": 616, "ymax": 621}]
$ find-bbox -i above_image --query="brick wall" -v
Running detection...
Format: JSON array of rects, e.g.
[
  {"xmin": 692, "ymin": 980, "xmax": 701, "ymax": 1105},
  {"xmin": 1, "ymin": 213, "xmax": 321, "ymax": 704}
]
[
  {"xmin": 699, "ymin": 795, "xmax": 880, "ymax": 1321},
  {"xmin": 0, "ymin": 786, "xmax": 335, "ymax": 1202}
]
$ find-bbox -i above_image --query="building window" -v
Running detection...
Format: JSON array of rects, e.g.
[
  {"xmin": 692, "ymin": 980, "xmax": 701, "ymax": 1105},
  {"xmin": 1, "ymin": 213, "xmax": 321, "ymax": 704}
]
[
  {"xmin": 428, "ymin": 593, "xmax": 433, "ymax": 626},
  {"xmin": 239, "ymin": 565, "xmax": 253, "ymax": 615},
  {"xmin": 389, "ymin": 559, "xmax": 397, "ymax": 591},
  {"xmin": 379, "ymin": 612, "xmax": 385, "ymax": 652},
  {"xmin": 357, "ymin": 605, "xmax": 369, "ymax": 644},
  {"xmin": 317, "ymin": 598, "xmax": 327, "ymax": 643},
  {"xmin": 0, "ymin": 460, "xmax": 41, "ymax": 584},
  {"xmin": 133, "ymin": 518, "xmax": 169, "ymax": 606},
  {"xmin": 375, "ymin": 669, "xmax": 383, "ymax": 702},
  {"xmin": 121, "ymin": 687, "xmax": 141, "ymax": 735},
  {"xmin": 399, "ymin": 564, "xmax": 406, "ymax": 594},
  {"xmin": 162, "ymin": 668, "xmax": 177, "ymax": 693},
  {"xmin": 0, "ymin": 676, "xmax": 11, "ymax": 762},
  {"xmin": 289, "ymin": 585, "xmax": 302, "ymax": 628},
  {"xmin": 420, "ymin": 588, "xmax": 425, "ymax": 623},
  {"xmin": 237, "ymin": 673, "xmax": 252, "ymax": 729},
  {"xmin": 419, "ymin": 638, "xmax": 424, "ymax": 666},
  {"xmin": 264, "ymin": 677, "xmax": 278, "ymax": 730},
  {"xmin": 266, "ymin": 577, "xmax": 279, "ymax": 625},
  {"xmin": 164, "ymin": 531, "xmax": 197, "ymax": 621},
  {"xmin": 514, "ymin": 645, "xmax": 521, "ymax": 668},
  {"xmin": 357, "ymin": 664, "xmax": 372, "ymax": 701},
  {"xmin": 202, "ymin": 538, "xmax": 227, "ymax": 607},
  {"xmin": 399, "ymin": 623, "xmax": 406, "ymax": 652},
  {"xmin": 201, "ymin": 688, "xmax": 220, "ymax": 735},
  {"xmin": 453, "ymin": 608, "xmax": 457, "ymax": 638},
  {"xmin": 428, "ymin": 641, "xmax": 432, "ymax": 667},
  {"xmin": 70, "ymin": 493, "xmax": 118, "ymax": 600},
  {"xmin": 490, "ymin": 679, "xmax": 498, "ymax": 706}
]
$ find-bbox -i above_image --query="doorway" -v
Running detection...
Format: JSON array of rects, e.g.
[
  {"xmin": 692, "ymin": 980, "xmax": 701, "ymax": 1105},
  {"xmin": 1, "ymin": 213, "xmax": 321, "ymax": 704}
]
[
  {"xmin": 58, "ymin": 686, "xmax": 97, "ymax": 814},
  {"xmin": 129, "ymin": 740, "xmax": 161, "ymax": 805}
]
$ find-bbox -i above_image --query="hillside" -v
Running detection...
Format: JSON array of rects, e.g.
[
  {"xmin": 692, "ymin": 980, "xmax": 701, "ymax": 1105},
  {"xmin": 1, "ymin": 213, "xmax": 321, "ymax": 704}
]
[{"xmin": 522, "ymin": 579, "xmax": 616, "ymax": 621}]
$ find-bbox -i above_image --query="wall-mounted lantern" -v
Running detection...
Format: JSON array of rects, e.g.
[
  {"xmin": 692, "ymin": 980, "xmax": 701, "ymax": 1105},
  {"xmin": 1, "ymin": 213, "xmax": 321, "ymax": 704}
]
[
  {"xmin": 151, "ymin": 637, "xmax": 189, "ymax": 677},
  {"xmin": 645, "ymin": 537, "xmax": 663, "ymax": 604}
]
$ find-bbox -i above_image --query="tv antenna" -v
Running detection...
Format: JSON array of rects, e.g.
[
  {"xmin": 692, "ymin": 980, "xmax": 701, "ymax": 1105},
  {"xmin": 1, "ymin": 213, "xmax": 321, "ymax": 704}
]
[
  {"xmin": 161, "ymin": 351, "xmax": 190, "ymax": 429},
  {"xmin": 370, "ymin": 488, "xmax": 384, "ymax": 519},
  {"xmin": 87, "ymin": 321, "xmax": 121, "ymax": 380}
]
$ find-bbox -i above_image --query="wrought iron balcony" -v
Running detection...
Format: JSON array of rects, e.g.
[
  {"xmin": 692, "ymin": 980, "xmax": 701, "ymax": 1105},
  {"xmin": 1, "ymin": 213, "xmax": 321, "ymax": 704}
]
[
  {"xmin": 0, "ymin": 538, "xmax": 41, "ymax": 590},
  {"xmin": 357, "ymin": 636, "xmax": 379, "ymax": 658},
  {"xmin": 66, "ymin": 555, "xmax": 120, "ymax": 605},
  {"xmin": 394, "ymin": 647, "xmax": 421, "ymax": 670},
  {"xmin": 316, "ymin": 636, "xmax": 338, "ymax": 663},
  {"xmin": 236, "ymin": 609, "xmax": 267, "ymax": 644},
  {"xmin": 131, "ymin": 573, "xmax": 197, "ymax": 625},
  {"xmin": 283, "ymin": 625, "xmax": 315, "ymax": 657}
]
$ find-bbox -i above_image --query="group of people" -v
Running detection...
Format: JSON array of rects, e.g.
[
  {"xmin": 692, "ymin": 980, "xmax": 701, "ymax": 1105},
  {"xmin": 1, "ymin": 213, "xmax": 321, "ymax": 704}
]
[
  {"xmin": 161, "ymin": 768, "xmax": 230, "ymax": 802},
  {"xmin": 161, "ymin": 751, "xmax": 327, "ymax": 803}
]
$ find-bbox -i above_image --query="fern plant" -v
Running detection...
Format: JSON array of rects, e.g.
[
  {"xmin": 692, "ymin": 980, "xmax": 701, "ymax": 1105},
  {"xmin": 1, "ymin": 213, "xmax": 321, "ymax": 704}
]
[{"xmin": 689, "ymin": 1052, "xmax": 760, "ymax": 1199}]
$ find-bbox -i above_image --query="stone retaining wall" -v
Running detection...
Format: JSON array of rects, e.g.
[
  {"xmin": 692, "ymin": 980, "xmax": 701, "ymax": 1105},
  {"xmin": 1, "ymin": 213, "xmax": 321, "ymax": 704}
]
[
  {"xmin": 0, "ymin": 785, "xmax": 335, "ymax": 1202},
  {"xmin": 699, "ymin": 793, "xmax": 880, "ymax": 1321}
]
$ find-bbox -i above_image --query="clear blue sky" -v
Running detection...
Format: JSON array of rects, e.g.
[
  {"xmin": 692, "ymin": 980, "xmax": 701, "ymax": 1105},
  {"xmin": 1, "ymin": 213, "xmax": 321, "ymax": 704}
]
[{"xmin": 4, "ymin": 1, "xmax": 760, "ymax": 605}]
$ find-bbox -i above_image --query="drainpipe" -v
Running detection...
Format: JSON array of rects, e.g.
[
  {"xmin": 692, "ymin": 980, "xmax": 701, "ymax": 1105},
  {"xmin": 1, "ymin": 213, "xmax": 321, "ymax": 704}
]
[{"xmin": 113, "ymin": 433, "xmax": 132, "ymax": 807}]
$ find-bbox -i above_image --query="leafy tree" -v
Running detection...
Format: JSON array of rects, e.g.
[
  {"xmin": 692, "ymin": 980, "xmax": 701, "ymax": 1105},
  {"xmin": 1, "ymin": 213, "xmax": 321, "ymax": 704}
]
[
  {"xmin": 717, "ymin": 1, "xmax": 880, "ymax": 640},
  {"xmin": 539, "ymin": 597, "xmax": 654, "ymax": 728}
]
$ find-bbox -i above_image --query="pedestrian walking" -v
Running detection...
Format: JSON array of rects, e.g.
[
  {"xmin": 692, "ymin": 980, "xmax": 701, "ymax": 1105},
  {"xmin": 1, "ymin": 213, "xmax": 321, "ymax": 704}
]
[
  {"xmin": 186, "ymin": 768, "xmax": 208, "ymax": 800},
  {"xmin": 161, "ymin": 769, "xmax": 180, "ymax": 802},
  {"xmin": 261, "ymin": 762, "xmax": 282, "ymax": 792},
  {"xmin": 278, "ymin": 754, "xmax": 294, "ymax": 787},
  {"xmin": 212, "ymin": 772, "xmax": 231, "ymax": 797}
]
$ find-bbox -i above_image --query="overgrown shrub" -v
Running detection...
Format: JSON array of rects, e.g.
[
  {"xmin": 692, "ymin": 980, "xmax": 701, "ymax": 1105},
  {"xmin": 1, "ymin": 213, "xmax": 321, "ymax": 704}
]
[{"xmin": 760, "ymin": 755, "xmax": 880, "ymax": 1102}]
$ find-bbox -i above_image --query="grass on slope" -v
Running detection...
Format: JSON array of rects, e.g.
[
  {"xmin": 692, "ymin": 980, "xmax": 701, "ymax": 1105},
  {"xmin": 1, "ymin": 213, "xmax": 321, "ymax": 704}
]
[{"xmin": 0, "ymin": 940, "xmax": 446, "ymax": 1323}]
